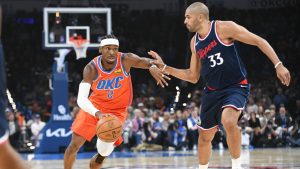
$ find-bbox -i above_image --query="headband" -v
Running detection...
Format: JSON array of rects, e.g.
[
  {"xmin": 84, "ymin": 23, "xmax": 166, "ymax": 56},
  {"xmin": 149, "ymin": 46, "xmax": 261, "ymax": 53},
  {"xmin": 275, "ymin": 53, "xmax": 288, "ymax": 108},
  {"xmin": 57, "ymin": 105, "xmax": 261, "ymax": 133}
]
[{"xmin": 99, "ymin": 38, "xmax": 119, "ymax": 47}]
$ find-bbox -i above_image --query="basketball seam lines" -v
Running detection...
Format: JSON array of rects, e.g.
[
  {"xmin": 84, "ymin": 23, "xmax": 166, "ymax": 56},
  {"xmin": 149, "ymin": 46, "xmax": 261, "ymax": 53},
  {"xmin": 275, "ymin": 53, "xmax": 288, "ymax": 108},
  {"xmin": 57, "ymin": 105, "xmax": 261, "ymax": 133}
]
[
  {"xmin": 96, "ymin": 118, "xmax": 120, "ymax": 129},
  {"xmin": 97, "ymin": 126, "xmax": 122, "ymax": 134}
]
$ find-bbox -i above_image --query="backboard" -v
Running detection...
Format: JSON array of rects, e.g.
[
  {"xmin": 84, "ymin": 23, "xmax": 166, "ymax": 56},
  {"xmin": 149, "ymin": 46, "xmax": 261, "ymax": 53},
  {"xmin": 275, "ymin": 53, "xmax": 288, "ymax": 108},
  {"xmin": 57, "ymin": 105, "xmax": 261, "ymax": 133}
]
[{"xmin": 43, "ymin": 7, "xmax": 112, "ymax": 49}]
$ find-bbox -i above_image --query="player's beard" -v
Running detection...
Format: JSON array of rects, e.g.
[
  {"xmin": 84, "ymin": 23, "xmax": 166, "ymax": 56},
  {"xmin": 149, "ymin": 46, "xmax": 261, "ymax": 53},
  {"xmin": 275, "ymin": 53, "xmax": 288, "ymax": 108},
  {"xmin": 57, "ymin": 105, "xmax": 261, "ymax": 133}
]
[
  {"xmin": 105, "ymin": 55, "xmax": 117, "ymax": 64},
  {"xmin": 186, "ymin": 21, "xmax": 198, "ymax": 32},
  {"xmin": 105, "ymin": 59, "xmax": 116, "ymax": 65}
]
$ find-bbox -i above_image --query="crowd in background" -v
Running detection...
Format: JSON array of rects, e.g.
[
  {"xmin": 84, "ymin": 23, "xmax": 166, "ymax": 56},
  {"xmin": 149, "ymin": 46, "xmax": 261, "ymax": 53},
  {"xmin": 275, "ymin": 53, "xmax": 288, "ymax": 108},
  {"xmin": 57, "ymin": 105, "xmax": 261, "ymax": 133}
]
[{"xmin": 2, "ymin": 5, "xmax": 300, "ymax": 152}]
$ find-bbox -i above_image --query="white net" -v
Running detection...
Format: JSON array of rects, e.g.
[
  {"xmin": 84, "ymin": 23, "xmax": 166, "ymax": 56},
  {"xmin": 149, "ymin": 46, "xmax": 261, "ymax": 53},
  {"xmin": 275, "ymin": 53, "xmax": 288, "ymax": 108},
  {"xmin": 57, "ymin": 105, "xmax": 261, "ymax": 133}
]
[{"xmin": 70, "ymin": 39, "xmax": 89, "ymax": 60}]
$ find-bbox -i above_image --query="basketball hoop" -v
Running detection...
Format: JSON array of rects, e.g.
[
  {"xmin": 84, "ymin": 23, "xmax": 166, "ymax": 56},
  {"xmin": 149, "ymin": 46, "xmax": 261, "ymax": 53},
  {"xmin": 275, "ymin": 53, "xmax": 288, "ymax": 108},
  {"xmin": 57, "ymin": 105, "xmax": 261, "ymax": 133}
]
[{"xmin": 69, "ymin": 37, "xmax": 89, "ymax": 60}]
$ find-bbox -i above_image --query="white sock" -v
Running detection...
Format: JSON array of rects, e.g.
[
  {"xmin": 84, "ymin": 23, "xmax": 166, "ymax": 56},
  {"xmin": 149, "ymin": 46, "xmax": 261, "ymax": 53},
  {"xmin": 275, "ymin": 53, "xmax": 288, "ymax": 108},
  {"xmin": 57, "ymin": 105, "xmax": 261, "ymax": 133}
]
[
  {"xmin": 199, "ymin": 163, "xmax": 209, "ymax": 169},
  {"xmin": 232, "ymin": 157, "xmax": 241, "ymax": 169}
]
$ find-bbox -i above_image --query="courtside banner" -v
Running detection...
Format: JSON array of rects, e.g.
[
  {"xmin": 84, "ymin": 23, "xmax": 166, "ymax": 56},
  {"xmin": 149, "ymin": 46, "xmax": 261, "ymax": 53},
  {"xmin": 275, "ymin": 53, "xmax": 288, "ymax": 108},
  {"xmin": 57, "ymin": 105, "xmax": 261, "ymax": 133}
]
[{"xmin": 35, "ymin": 120, "xmax": 72, "ymax": 153}]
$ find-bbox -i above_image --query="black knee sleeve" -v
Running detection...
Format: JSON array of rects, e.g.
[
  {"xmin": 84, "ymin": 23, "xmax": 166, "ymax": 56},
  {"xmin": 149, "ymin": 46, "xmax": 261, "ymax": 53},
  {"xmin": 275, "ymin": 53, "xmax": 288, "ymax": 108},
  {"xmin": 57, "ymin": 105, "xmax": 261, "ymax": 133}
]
[{"xmin": 94, "ymin": 153, "xmax": 105, "ymax": 164}]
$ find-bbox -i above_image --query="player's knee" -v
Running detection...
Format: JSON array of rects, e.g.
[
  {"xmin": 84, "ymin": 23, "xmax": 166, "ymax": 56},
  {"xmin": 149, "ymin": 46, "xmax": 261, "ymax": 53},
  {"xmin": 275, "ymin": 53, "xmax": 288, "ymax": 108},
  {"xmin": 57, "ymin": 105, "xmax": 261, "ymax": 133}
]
[
  {"xmin": 67, "ymin": 141, "xmax": 81, "ymax": 153},
  {"xmin": 199, "ymin": 134, "xmax": 214, "ymax": 144},
  {"xmin": 96, "ymin": 139, "xmax": 115, "ymax": 156},
  {"xmin": 221, "ymin": 117, "xmax": 237, "ymax": 130},
  {"xmin": 67, "ymin": 134, "xmax": 85, "ymax": 153}
]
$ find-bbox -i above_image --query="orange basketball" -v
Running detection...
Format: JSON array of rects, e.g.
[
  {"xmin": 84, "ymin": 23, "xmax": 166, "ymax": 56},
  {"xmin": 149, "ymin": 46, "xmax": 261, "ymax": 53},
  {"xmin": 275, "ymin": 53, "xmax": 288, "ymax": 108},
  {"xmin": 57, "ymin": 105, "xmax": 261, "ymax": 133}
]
[{"xmin": 96, "ymin": 115, "xmax": 122, "ymax": 142}]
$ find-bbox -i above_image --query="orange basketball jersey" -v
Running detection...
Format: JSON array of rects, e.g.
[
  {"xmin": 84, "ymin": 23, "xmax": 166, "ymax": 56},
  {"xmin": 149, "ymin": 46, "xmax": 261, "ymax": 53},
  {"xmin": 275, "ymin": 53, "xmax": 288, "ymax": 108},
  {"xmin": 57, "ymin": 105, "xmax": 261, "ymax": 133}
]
[{"xmin": 89, "ymin": 52, "xmax": 133, "ymax": 116}]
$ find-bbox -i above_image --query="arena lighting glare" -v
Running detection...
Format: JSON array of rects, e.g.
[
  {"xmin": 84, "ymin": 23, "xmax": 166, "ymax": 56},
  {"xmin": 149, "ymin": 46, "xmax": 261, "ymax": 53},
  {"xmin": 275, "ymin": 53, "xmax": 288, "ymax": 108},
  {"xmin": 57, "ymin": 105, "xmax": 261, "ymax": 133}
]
[
  {"xmin": 55, "ymin": 11, "xmax": 61, "ymax": 24},
  {"xmin": 187, "ymin": 93, "xmax": 191, "ymax": 99},
  {"xmin": 6, "ymin": 89, "xmax": 16, "ymax": 111},
  {"xmin": 183, "ymin": 103, "xmax": 187, "ymax": 106}
]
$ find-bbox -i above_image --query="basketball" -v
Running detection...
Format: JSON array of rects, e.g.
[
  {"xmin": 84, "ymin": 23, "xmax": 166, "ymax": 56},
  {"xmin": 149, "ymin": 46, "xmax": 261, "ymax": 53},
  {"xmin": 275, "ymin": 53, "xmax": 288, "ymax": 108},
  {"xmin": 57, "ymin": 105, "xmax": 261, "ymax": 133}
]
[{"xmin": 96, "ymin": 115, "xmax": 122, "ymax": 142}]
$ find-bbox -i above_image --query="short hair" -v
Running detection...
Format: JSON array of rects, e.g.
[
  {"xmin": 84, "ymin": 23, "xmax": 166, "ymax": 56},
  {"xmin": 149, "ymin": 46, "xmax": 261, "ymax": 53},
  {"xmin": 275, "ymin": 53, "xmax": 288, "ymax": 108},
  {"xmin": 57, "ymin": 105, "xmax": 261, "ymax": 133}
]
[
  {"xmin": 101, "ymin": 34, "xmax": 117, "ymax": 40},
  {"xmin": 187, "ymin": 2, "xmax": 209, "ymax": 20}
]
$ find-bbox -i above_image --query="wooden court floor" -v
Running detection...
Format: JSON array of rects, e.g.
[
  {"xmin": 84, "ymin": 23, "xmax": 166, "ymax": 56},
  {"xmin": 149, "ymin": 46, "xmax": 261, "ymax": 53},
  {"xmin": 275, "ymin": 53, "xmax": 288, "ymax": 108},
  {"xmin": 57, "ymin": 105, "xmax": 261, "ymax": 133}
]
[{"xmin": 28, "ymin": 148, "xmax": 300, "ymax": 169}]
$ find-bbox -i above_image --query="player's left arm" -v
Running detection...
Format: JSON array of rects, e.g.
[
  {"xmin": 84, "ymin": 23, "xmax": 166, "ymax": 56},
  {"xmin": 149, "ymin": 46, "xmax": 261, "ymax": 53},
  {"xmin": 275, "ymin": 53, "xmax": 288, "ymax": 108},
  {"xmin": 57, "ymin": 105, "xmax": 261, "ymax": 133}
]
[
  {"xmin": 123, "ymin": 53, "xmax": 155, "ymax": 70},
  {"xmin": 217, "ymin": 21, "xmax": 291, "ymax": 86},
  {"xmin": 122, "ymin": 53, "xmax": 171, "ymax": 87}
]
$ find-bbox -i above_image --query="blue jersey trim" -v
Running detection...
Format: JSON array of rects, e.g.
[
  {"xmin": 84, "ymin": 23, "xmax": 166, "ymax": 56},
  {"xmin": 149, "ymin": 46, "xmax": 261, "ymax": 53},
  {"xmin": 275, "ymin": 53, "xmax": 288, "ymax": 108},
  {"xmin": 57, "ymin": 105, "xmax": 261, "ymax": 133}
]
[
  {"xmin": 90, "ymin": 60, "xmax": 98, "ymax": 80},
  {"xmin": 193, "ymin": 34, "xmax": 197, "ymax": 55},
  {"xmin": 197, "ymin": 21, "xmax": 214, "ymax": 41},
  {"xmin": 97, "ymin": 55, "xmax": 118, "ymax": 74},
  {"xmin": 120, "ymin": 53, "xmax": 130, "ymax": 77},
  {"xmin": 214, "ymin": 20, "xmax": 234, "ymax": 47}
]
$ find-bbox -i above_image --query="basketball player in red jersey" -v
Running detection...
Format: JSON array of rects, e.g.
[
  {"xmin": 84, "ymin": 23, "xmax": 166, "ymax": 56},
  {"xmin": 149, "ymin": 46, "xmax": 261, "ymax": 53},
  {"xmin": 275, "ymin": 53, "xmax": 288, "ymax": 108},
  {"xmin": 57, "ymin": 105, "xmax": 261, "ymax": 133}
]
[
  {"xmin": 0, "ymin": 6, "xmax": 30, "ymax": 169},
  {"xmin": 64, "ymin": 34, "xmax": 169, "ymax": 169},
  {"xmin": 149, "ymin": 2, "xmax": 290, "ymax": 169}
]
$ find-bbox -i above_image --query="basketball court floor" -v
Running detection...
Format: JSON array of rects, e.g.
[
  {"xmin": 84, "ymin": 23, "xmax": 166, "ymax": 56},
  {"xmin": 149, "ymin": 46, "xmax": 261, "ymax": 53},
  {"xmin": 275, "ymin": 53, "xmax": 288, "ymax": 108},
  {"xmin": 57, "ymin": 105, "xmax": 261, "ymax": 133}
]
[{"xmin": 26, "ymin": 148, "xmax": 300, "ymax": 169}]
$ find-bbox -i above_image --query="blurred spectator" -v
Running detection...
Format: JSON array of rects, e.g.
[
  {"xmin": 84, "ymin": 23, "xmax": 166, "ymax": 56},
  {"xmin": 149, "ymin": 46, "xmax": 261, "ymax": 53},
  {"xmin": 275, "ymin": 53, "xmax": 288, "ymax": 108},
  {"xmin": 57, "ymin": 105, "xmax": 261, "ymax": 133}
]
[
  {"xmin": 131, "ymin": 109, "xmax": 144, "ymax": 146},
  {"xmin": 137, "ymin": 102, "xmax": 144, "ymax": 110},
  {"xmin": 30, "ymin": 114, "xmax": 45, "ymax": 147},
  {"xmin": 275, "ymin": 106, "xmax": 292, "ymax": 145},
  {"xmin": 259, "ymin": 120, "xmax": 281, "ymax": 147},
  {"xmin": 127, "ymin": 106, "xmax": 134, "ymax": 118},
  {"xmin": 174, "ymin": 110, "xmax": 187, "ymax": 150},
  {"xmin": 287, "ymin": 119, "xmax": 300, "ymax": 147},
  {"xmin": 257, "ymin": 106, "xmax": 265, "ymax": 120},
  {"xmin": 122, "ymin": 115, "xmax": 133, "ymax": 151},
  {"xmin": 147, "ymin": 96, "xmax": 156, "ymax": 114},
  {"xmin": 6, "ymin": 109, "xmax": 21, "ymax": 149},
  {"xmin": 241, "ymin": 129, "xmax": 250, "ymax": 148},
  {"xmin": 161, "ymin": 111, "xmax": 170, "ymax": 132},
  {"xmin": 246, "ymin": 97, "xmax": 258, "ymax": 114},
  {"xmin": 273, "ymin": 88, "xmax": 288, "ymax": 108},
  {"xmin": 269, "ymin": 104, "xmax": 277, "ymax": 120},
  {"xmin": 187, "ymin": 107, "xmax": 199, "ymax": 150},
  {"xmin": 248, "ymin": 111, "xmax": 261, "ymax": 147},
  {"xmin": 132, "ymin": 117, "xmax": 163, "ymax": 152}
]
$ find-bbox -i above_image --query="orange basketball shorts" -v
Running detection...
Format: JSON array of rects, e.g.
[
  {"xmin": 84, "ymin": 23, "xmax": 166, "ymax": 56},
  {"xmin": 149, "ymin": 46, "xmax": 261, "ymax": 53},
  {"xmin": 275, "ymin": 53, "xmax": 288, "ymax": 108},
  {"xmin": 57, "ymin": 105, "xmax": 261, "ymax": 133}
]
[{"xmin": 71, "ymin": 109, "xmax": 127, "ymax": 146}]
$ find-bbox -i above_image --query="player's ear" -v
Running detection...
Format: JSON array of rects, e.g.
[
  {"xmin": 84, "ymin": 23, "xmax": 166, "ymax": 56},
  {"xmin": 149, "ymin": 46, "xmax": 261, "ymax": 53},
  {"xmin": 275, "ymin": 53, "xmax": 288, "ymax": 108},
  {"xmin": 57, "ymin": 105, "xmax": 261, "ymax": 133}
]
[
  {"xmin": 99, "ymin": 47, "xmax": 102, "ymax": 54},
  {"xmin": 198, "ymin": 14, "xmax": 203, "ymax": 22},
  {"xmin": 199, "ymin": 13, "xmax": 207, "ymax": 22}
]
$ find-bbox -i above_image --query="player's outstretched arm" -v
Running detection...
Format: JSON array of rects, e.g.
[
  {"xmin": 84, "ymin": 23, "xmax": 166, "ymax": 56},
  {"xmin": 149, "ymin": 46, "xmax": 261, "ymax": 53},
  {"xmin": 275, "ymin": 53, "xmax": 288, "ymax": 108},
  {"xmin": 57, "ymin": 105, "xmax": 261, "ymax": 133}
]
[
  {"xmin": 218, "ymin": 21, "xmax": 291, "ymax": 86},
  {"xmin": 148, "ymin": 37, "xmax": 201, "ymax": 84},
  {"xmin": 122, "ymin": 53, "xmax": 171, "ymax": 87}
]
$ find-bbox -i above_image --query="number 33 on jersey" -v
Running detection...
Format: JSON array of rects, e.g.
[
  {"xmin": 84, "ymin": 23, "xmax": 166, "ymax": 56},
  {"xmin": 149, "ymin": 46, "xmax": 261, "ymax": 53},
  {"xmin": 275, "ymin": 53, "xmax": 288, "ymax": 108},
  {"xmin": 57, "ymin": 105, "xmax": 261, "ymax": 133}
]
[{"xmin": 194, "ymin": 20, "xmax": 247, "ymax": 90}]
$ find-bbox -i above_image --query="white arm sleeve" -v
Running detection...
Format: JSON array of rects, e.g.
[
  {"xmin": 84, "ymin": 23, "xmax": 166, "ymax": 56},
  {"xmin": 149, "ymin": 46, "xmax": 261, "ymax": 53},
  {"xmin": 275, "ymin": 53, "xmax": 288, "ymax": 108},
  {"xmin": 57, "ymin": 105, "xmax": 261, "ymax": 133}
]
[{"xmin": 77, "ymin": 82, "xmax": 99, "ymax": 116}]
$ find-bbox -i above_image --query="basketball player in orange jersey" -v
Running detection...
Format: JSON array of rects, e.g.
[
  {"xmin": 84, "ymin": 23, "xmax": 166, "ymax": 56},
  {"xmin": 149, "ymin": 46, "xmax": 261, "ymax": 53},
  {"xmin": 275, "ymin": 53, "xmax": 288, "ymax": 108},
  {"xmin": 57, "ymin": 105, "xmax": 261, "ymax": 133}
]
[
  {"xmin": 149, "ymin": 2, "xmax": 291, "ymax": 169},
  {"xmin": 64, "ymin": 34, "xmax": 170, "ymax": 169},
  {"xmin": 0, "ymin": 5, "xmax": 30, "ymax": 169}
]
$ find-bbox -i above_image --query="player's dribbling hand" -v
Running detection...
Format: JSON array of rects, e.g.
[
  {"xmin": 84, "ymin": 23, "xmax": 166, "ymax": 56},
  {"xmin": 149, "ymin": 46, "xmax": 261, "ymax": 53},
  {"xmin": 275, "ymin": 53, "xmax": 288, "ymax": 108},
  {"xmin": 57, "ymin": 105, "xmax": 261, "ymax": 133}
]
[
  {"xmin": 95, "ymin": 111, "xmax": 111, "ymax": 118},
  {"xmin": 276, "ymin": 64, "xmax": 291, "ymax": 86},
  {"xmin": 149, "ymin": 65, "xmax": 170, "ymax": 88}
]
